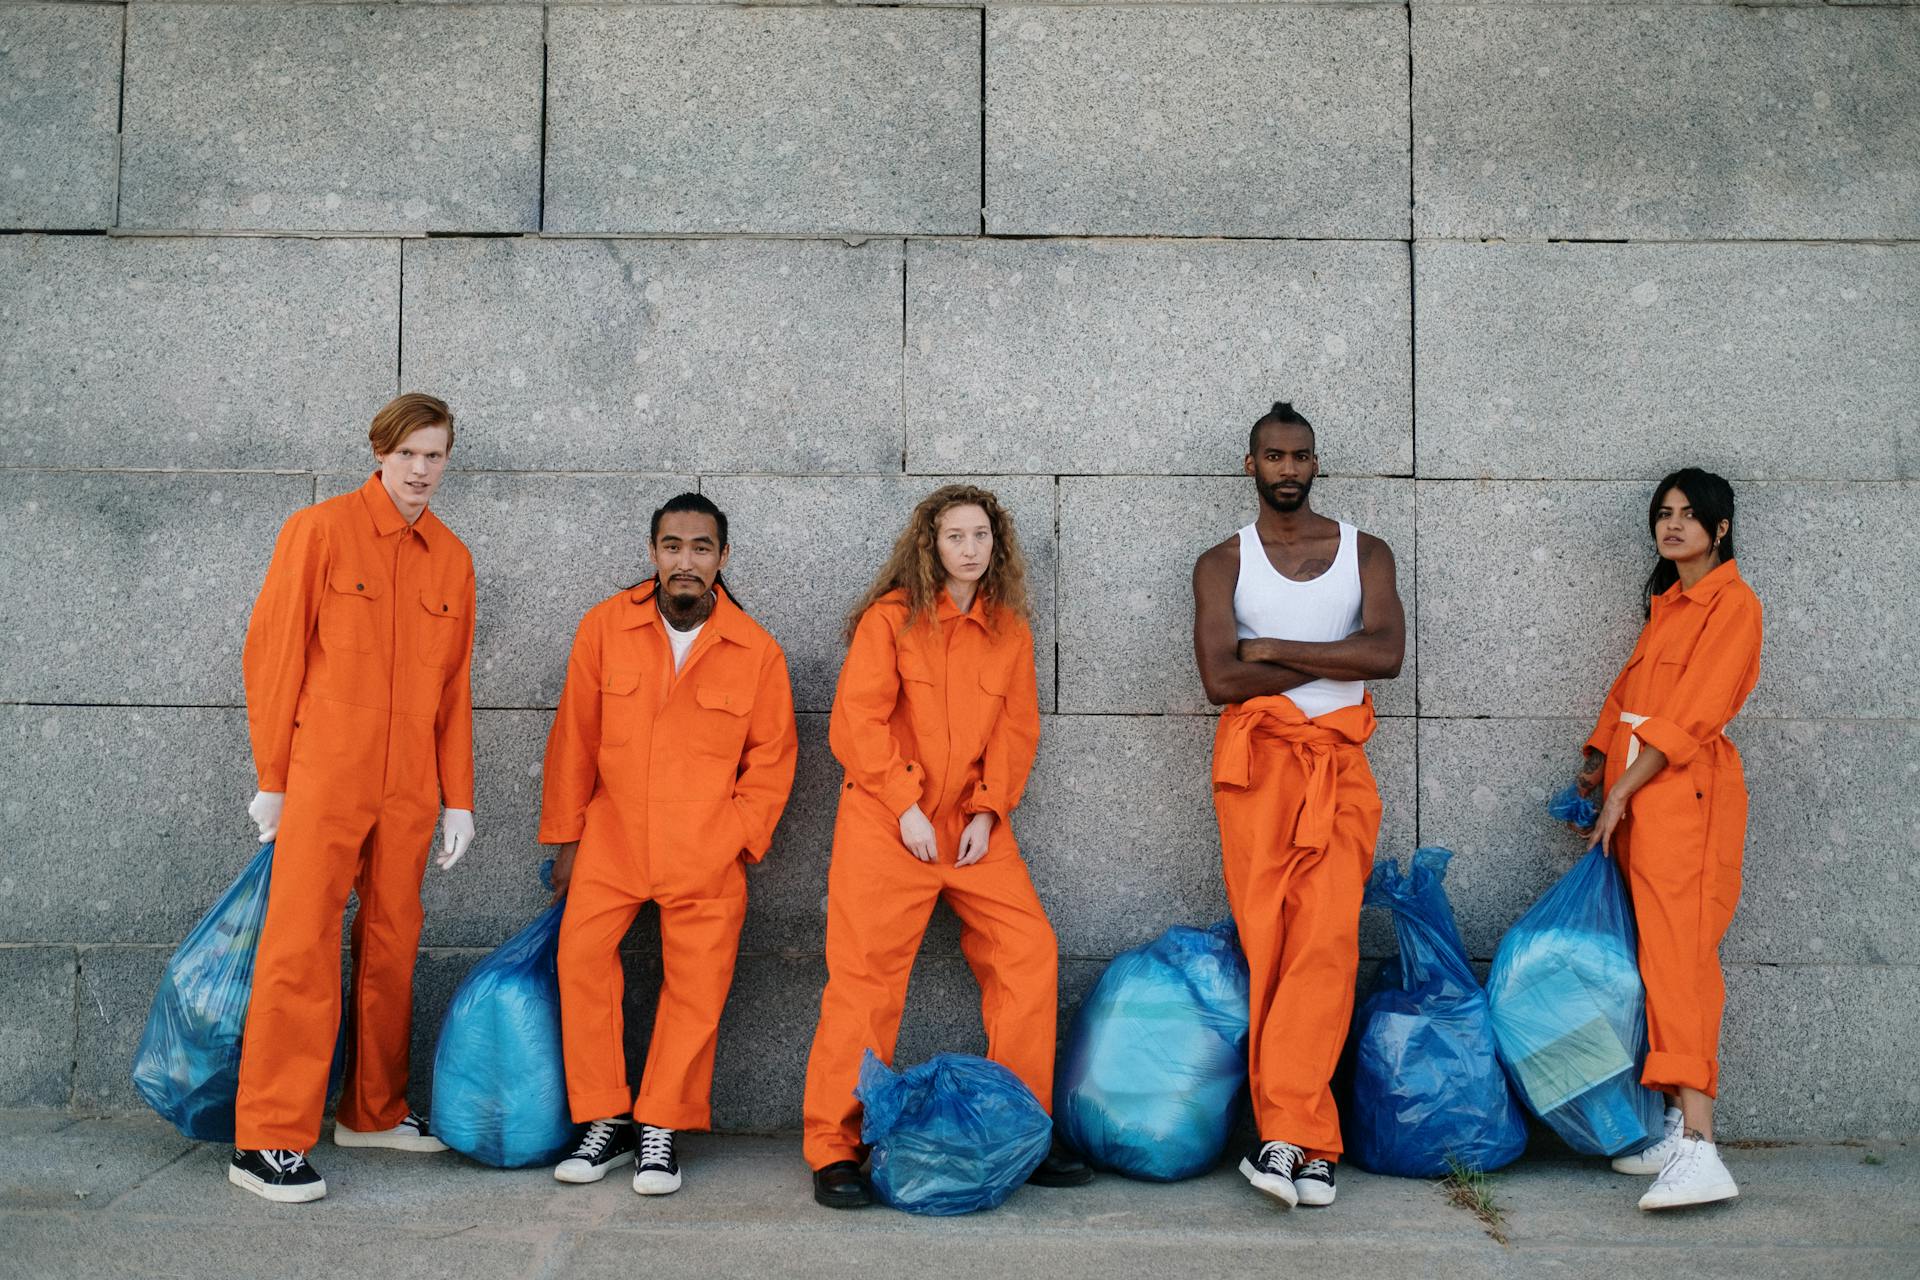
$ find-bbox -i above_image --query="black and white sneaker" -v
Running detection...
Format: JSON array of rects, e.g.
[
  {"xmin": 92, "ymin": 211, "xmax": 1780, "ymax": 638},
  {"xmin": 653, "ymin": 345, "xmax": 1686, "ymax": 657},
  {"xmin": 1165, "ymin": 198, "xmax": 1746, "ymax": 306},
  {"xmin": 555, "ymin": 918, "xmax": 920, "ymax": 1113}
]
[
  {"xmin": 1239, "ymin": 1140, "xmax": 1305, "ymax": 1207},
  {"xmin": 229, "ymin": 1148, "xmax": 326, "ymax": 1203},
  {"xmin": 334, "ymin": 1110, "xmax": 447, "ymax": 1153},
  {"xmin": 632, "ymin": 1124, "xmax": 681, "ymax": 1196},
  {"xmin": 553, "ymin": 1119, "xmax": 637, "ymax": 1184},
  {"xmin": 1294, "ymin": 1157, "xmax": 1336, "ymax": 1207}
]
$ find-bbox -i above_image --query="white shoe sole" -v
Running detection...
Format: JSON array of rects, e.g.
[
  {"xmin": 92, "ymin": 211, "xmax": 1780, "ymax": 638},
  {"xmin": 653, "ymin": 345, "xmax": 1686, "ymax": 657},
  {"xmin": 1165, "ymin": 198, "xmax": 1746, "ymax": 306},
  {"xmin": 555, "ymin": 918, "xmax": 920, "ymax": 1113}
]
[
  {"xmin": 1640, "ymin": 1180, "xmax": 1739, "ymax": 1211},
  {"xmin": 332, "ymin": 1125, "xmax": 447, "ymax": 1153},
  {"xmin": 1611, "ymin": 1151, "xmax": 1669, "ymax": 1176},
  {"xmin": 554, "ymin": 1150, "xmax": 635, "ymax": 1184},
  {"xmin": 228, "ymin": 1163, "xmax": 326, "ymax": 1204},
  {"xmin": 1238, "ymin": 1158, "xmax": 1299, "ymax": 1208},
  {"xmin": 1294, "ymin": 1182, "xmax": 1336, "ymax": 1207},
  {"xmin": 633, "ymin": 1168, "xmax": 683, "ymax": 1196}
]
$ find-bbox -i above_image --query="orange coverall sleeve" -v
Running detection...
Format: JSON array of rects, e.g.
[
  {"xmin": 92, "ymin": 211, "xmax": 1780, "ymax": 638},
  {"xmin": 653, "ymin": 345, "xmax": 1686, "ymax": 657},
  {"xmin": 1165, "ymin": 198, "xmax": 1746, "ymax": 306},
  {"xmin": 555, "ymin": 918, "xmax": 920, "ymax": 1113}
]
[
  {"xmin": 242, "ymin": 509, "xmax": 329, "ymax": 793},
  {"xmin": 434, "ymin": 569, "xmax": 477, "ymax": 810},
  {"xmin": 731, "ymin": 646, "xmax": 800, "ymax": 864},
  {"xmin": 828, "ymin": 606, "xmax": 924, "ymax": 817},
  {"xmin": 965, "ymin": 619, "xmax": 1041, "ymax": 823},
  {"xmin": 1630, "ymin": 593, "xmax": 1763, "ymax": 768},
  {"xmin": 1583, "ymin": 659, "xmax": 1632, "ymax": 759},
  {"xmin": 538, "ymin": 615, "xmax": 605, "ymax": 844}
]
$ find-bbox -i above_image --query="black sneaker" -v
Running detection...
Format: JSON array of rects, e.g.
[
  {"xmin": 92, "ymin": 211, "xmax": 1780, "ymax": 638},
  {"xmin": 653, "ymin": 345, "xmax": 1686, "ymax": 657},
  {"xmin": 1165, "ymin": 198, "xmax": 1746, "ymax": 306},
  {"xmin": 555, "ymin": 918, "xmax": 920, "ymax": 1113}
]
[
  {"xmin": 1238, "ymin": 1140, "xmax": 1305, "ymax": 1207},
  {"xmin": 812, "ymin": 1159, "xmax": 872, "ymax": 1210},
  {"xmin": 1294, "ymin": 1157, "xmax": 1336, "ymax": 1207},
  {"xmin": 553, "ymin": 1119, "xmax": 636, "ymax": 1184},
  {"xmin": 1027, "ymin": 1139, "xmax": 1094, "ymax": 1187},
  {"xmin": 229, "ymin": 1148, "xmax": 326, "ymax": 1203},
  {"xmin": 632, "ymin": 1123, "xmax": 681, "ymax": 1195}
]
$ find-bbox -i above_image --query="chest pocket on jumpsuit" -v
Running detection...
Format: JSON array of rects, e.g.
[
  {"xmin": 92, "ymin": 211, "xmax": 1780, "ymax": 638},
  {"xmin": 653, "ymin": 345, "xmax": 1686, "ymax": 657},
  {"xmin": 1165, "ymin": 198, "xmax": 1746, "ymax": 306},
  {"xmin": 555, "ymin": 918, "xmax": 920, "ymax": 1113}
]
[
  {"xmin": 418, "ymin": 590, "xmax": 464, "ymax": 667},
  {"xmin": 601, "ymin": 670, "xmax": 640, "ymax": 747},
  {"xmin": 319, "ymin": 570, "xmax": 380, "ymax": 654},
  {"xmin": 692, "ymin": 683, "xmax": 755, "ymax": 775}
]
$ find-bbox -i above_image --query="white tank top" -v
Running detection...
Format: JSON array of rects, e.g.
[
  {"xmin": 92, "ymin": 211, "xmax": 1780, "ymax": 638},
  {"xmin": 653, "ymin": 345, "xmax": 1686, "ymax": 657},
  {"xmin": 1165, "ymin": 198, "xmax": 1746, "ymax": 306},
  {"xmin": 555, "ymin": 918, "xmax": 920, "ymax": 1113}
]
[{"xmin": 1233, "ymin": 521, "xmax": 1365, "ymax": 719}]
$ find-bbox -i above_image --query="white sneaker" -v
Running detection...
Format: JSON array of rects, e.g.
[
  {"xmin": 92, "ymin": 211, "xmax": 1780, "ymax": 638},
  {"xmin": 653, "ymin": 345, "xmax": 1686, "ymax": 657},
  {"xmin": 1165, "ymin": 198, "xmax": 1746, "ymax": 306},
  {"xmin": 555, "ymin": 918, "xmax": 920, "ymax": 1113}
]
[
  {"xmin": 553, "ymin": 1119, "xmax": 636, "ymax": 1184},
  {"xmin": 333, "ymin": 1110, "xmax": 448, "ymax": 1153},
  {"xmin": 1638, "ymin": 1136, "xmax": 1739, "ymax": 1211},
  {"xmin": 1293, "ymin": 1158, "xmax": 1337, "ymax": 1207},
  {"xmin": 1238, "ymin": 1141, "xmax": 1304, "ymax": 1207},
  {"xmin": 632, "ymin": 1124, "xmax": 682, "ymax": 1196},
  {"xmin": 1613, "ymin": 1106, "xmax": 1684, "ymax": 1176}
]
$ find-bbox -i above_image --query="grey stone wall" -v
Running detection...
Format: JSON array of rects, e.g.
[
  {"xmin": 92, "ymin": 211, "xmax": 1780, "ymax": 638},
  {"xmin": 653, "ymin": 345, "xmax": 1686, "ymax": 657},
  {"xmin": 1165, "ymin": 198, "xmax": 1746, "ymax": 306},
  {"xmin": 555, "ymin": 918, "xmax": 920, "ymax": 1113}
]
[{"xmin": 1, "ymin": 0, "xmax": 1915, "ymax": 1142}]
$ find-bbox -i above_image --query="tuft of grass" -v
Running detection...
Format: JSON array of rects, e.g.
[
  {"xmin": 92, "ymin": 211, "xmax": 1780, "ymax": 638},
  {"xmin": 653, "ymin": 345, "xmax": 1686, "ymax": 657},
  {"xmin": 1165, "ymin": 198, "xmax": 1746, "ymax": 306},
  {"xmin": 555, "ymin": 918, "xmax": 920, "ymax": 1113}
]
[
  {"xmin": 1862, "ymin": 1153, "xmax": 1884, "ymax": 1166},
  {"xmin": 1439, "ymin": 1155, "xmax": 1510, "ymax": 1248}
]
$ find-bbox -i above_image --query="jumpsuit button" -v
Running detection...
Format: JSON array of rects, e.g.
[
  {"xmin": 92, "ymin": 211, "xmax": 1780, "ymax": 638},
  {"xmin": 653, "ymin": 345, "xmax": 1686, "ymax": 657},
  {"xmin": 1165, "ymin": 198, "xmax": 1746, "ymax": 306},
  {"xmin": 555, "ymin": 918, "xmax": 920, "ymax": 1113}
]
[
  {"xmin": 355, "ymin": 583, "xmax": 364, "ymax": 591},
  {"xmin": 442, "ymin": 604, "xmax": 449, "ymax": 611}
]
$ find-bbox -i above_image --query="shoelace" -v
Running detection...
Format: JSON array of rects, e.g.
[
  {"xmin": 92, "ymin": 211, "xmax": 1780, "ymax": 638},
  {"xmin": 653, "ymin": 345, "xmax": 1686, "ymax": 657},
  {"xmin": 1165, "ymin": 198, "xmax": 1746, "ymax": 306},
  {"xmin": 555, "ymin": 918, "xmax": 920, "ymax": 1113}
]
[
  {"xmin": 1258, "ymin": 1142, "xmax": 1303, "ymax": 1178},
  {"xmin": 1655, "ymin": 1140, "xmax": 1703, "ymax": 1187},
  {"xmin": 638, "ymin": 1126, "xmax": 674, "ymax": 1168},
  {"xmin": 574, "ymin": 1120, "xmax": 621, "ymax": 1160},
  {"xmin": 1298, "ymin": 1158, "xmax": 1333, "ymax": 1182},
  {"xmin": 404, "ymin": 1111, "xmax": 431, "ymax": 1136},
  {"xmin": 261, "ymin": 1149, "xmax": 309, "ymax": 1175}
]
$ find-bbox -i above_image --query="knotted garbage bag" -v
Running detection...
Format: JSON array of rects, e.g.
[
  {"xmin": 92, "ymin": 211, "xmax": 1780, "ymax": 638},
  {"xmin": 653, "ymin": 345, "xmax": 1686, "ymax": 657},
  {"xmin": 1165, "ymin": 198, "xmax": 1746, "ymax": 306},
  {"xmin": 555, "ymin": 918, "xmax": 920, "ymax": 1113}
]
[
  {"xmin": 856, "ymin": 1050, "xmax": 1053, "ymax": 1215},
  {"xmin": 431, "ymin": 868, "xmax": 572, "ymax": 1169},
  {"xmin": 1486, "ymin": 842, "xmax": 1665, "ymax": 1156},
  {"xmin": 1054, "ymin": 920, "xmax": 1250, "ymax": 1181},
  {"xmin": 1348, "ymin": 847, "xmax": 1528, "ymax": 1177}
]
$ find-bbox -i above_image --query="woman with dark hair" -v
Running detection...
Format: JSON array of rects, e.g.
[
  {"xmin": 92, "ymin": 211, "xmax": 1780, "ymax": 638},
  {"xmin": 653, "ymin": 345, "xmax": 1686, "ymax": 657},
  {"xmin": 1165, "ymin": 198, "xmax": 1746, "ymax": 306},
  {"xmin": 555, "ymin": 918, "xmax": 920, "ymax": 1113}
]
[
  {"xmin": 1574, "ymin": 468, "xmax": 1762, "ymax": 1210},
  {"xmin": 800, "ymin": 484, "xmax": 1091, "ymax": 1208}
]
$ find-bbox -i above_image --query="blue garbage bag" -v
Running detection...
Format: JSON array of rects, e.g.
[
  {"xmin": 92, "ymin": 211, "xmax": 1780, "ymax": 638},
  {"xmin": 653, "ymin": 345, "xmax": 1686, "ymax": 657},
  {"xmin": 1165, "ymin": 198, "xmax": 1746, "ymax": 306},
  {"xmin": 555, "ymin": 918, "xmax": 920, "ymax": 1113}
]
[
  {"xmin": 431, "ymin": 872, "xmax": 572, "ymax": 1169},
  {"xmin": 856, "ymin": 1050, "xmax": 1053, "ymax": 1215},
  {"xmin": 131, "ymin": 843, "xmax": 343, "ymax": 1142},
  {"xmin": 1546, "ymin": 781, "xmax": 1599, "ymax": 832},
  {"xmin": 1486, "ymin": 846, "xmax": 1665, "ymax": 1156},
  {"xmin": 1054, "ymin": 920, "xmax": 1250, "ymax": 1181},
  {"xmin": 1348, "ymin": 847, "xmax": 1528, "ymax": 1177}
]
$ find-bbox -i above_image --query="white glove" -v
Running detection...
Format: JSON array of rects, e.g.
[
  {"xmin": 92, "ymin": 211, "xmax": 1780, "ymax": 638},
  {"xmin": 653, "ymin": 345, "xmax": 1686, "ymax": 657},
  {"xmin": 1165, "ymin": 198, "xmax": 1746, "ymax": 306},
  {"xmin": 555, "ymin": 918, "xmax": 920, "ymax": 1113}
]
[
  {"xmin": 248, "ymin": 791, "xmax": 284, "ymax": 844},
  {"xmin": 438, "ymin": 808, "xmax": 475, "ymax": 870}
]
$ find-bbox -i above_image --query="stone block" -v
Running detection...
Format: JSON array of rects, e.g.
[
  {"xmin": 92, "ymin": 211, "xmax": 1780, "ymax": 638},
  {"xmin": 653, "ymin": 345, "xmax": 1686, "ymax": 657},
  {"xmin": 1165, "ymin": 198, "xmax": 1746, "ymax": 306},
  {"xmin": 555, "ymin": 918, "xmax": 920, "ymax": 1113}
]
[
  {"xmin": 1415, "ymin": 480, "xmax": 1919, "ymax": 721},
  {"xmin": 70, "ymin": 945, "xmax": 168, "ymax": 1112},
  {"xmin": 0, "ymin": 707, "xmax": 259, "ymax": 946},
  {"xmin": 119, "ymin": 5, "xmax": 541, "ymax": 232},
  {"xmin": 1413, "ymin": 7, "xmax": 1920, "ymax": 240},
  {"xmin": 545, "ymin": 8, "xmax": 979, "ymax": 235},
  {"xmin": 986, "ymin": 7, "xmax": 1409, "ymax": 238},
  {"xmin": 1718, "ymin": 963, "xmax": 1920, "ymax": 1140},
  {"xmin": 0, "ymin": 947, "xmax": 76, "ymax": 1107},
  {"xmin": 1020, "ymin": 713, "xmax": 1415, "ymax": 960},
  {"xmin": 0, "ymin": 235, "xmax": 398, "ymax": 471},
  {"xmin": 1415, "ymin": 243, "xmax": 1920, "ymax": 482},
  {"xmin": 0, "ymin": 1114, "xmax": 194, "ymax": 1212},
  {"xmin": 0, "ymin": 4, "xmax": 121, "ymax": 229},
  {"xmin": 1058, "ymin": 476, "xmax": 1415, "ymax": 717},
  {"xmin": 399, "ymin": 237, "xmax": 903, "ymax": 475},
  {"xmin": 906, "ymin": 239, "xmax": 1412, "ymax": 477},
  {"xmin": 319, "ymin": 470, "xmax": 699, "ymax": 710},
  {"xmin": 421, "ymin": 710, "xmax": 561, "ymax": 950},
  {"xmin": 699, "ymin": 474, "xmax": 1058, "ymax": 715},
  {"xmin": 0, "ymin": 472, "xmax": 312, "ymax": 705}
]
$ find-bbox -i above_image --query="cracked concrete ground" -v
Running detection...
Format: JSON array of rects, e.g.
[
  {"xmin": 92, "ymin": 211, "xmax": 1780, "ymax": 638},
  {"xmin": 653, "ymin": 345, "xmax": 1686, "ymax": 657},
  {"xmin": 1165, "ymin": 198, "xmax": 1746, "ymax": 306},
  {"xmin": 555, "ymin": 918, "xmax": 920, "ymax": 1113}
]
[{"xmin": 3, "ymin": 1112, "xmax": 1914, "ymax": 1280}]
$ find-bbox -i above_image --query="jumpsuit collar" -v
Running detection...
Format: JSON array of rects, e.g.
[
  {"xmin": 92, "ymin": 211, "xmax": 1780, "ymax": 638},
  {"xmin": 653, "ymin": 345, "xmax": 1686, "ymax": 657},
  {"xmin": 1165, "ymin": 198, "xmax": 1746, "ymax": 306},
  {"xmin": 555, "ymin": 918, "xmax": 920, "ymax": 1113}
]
[
  {"xmin": 618, "ymin": 580, "xmax": 754, "ymax": 649},
  {"xmin": 356, "ymin": 471, "xmax": 438, "ymax": 547},
  {"xmin": 1660, "ymin": 557, "xmax": 1744, "ymax": 612},
  {"xmin": 934, "ymin": 586, "xmax": 992, "ymax": 633}
]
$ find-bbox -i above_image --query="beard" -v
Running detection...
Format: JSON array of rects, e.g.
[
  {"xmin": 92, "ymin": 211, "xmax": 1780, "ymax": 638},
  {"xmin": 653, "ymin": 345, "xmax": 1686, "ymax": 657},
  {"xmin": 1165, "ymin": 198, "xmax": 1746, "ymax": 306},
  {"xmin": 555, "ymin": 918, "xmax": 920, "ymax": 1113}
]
[{"xmin": 1256, "ymin": 474, "xmax": 1312, "ymax": 514}]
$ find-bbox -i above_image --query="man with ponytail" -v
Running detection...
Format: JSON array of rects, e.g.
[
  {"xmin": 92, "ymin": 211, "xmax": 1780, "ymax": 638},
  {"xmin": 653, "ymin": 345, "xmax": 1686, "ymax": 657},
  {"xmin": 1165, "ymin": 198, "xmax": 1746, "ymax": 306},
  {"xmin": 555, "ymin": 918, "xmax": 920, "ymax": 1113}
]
[
  {"xmin": 1192, "ymin": 401, "xmax": 1405, "ymax": 1210},
  {"xmin": 538, "ymin": 493, "xmax": 798, "ymax": 1197}
]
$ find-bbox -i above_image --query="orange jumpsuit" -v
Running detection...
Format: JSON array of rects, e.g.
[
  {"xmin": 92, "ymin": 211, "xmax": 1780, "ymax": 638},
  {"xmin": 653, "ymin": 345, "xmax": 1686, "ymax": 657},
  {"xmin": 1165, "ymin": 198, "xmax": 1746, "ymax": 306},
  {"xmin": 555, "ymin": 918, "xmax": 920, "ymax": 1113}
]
[
  {"xmin": 1586, "ymin": 558, "xmax": 1761, "ymax": 1098},
  {"xmin": 1212, "ymin": 695, "xmax": 1381, "ymax": 1162},
  {"xmin": 801, "ymin": 589, "xmax": 1054, "ymax": 1169},
  {"xmin": 540, "ymin": 583, "xmax": 797, "ymax": 1129},
  {"xmin": 235, "ymin": 473, "xmax": 475, "ymax": 1150}
]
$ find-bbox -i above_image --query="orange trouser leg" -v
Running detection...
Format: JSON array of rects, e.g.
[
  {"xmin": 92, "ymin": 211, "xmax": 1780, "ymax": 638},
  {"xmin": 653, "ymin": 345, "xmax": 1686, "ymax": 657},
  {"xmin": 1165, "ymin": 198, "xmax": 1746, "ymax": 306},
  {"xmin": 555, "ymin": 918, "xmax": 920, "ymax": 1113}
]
[
  {"xmin": 801, "ymin": 807, "xmax": 944, "ymax": 1169},
  {"xmin": 557, "ymin": 843, "xmax": 647, "ymax": 1125},
  {"xmin": 632, "ymin": 871, "xmax": 748, "ymax": 1132},
  {"xmin": 1617, "ymin": 752, "xmax": 1746, "ymax": 1098},
  {"xmin": 1215, "ymin": 745, "xmax": 1379, "ymax": 1161},
  {"xmin": 946, "ymin": 845, "xmax": 1061, "ymax": 1115},
  {"xmin": 235, "ymin": 790, "xmax": 374, "ymax": 1150},
  {"xmin": 335, "ymin": 810, "xmax": 435, "ymax": 1132}
]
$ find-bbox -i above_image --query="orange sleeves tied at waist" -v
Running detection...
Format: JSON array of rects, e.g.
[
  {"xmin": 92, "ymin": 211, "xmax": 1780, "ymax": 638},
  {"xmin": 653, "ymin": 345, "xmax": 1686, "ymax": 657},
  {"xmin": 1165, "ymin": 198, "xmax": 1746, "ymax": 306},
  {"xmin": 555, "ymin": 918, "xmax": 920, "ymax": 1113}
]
[
  {"xmin": 802, "ymin": 590, "xmax": 1055, "ymax": 1169},
  {"xmin": 235, "ymin": 473, "xmax": 475, "ymax": 1150},
  {"xmin": 1213, "ymin": 694, "xmax": 1382, "ymax": 1162},
  {"xmin": 1585, "ymin": 559, "xmax": 1762, "ymax": 1098},
  {"xmin": 540, "ymin": 584, "xmax": 797, "ymax": 1130}
]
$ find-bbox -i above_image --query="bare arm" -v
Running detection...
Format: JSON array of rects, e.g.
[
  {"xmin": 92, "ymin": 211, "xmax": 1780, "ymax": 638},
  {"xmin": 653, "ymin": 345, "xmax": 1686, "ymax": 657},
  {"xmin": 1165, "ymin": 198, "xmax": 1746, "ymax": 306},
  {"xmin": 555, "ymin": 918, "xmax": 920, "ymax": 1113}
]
[
  {"xmin": 1192, "ymin": 540, "xmax": 1317, "ymax": 707},
  {"xmin": 1236, "ymin": 534, "xmax": 1405, "ymax": 682}
]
